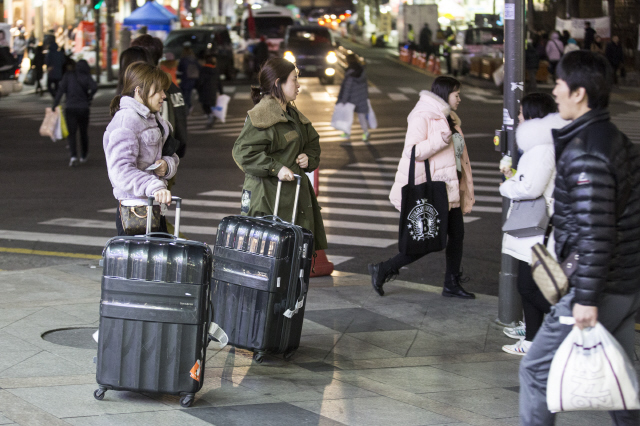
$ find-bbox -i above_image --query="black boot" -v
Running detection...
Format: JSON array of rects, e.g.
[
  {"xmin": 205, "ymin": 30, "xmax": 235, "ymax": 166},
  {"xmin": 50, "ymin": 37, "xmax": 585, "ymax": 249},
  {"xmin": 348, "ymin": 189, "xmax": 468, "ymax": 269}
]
[
  {"xmin": 367, "ymin": 263, "xmax": 398, "ymax": 297},
  {"xmin": 442, "ymin": 273, "xmax": 475, "ymax": 299}
]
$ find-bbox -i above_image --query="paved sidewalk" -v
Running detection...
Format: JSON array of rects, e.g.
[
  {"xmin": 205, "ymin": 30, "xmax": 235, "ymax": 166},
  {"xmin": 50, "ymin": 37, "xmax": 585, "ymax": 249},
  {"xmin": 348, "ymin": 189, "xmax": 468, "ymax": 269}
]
[{"xmin": 0, "ymin": 257, "xmax": 638, "ymax": 425}]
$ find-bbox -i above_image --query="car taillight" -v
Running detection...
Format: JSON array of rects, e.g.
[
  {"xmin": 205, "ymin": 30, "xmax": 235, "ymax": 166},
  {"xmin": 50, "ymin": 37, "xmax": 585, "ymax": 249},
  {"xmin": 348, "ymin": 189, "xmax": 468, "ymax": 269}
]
[{"xmin": 14, "ymin": 69, "xmax": 20, "ymax": 77}]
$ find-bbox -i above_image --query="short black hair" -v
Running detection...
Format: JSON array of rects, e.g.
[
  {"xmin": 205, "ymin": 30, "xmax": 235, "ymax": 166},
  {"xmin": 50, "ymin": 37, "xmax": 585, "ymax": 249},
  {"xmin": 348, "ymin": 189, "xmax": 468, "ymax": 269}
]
[
  {"xmin": 521, "ymin": 92, "xmax": 557, "ymax": 120},
  {"xmin": 131, "ymin": 34, "xmax": 164, "ymax": 66},
  {"xmin": 556, "ymin": 50, "xmax": 613, "ymax": 110}
]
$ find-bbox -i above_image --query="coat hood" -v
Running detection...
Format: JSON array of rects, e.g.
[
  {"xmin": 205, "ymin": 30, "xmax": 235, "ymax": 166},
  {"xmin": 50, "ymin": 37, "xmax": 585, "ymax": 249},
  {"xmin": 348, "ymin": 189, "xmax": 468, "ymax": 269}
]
[
  {"xmin": 409, "ymin": 90, "xmax": 451, "ymax": 123},
  {"xmin": 248, "ymin": 95, "xmax": 311, "ymax": 129},
  {"xmin": 550, "ymin": 32, "xmax": 560, "ymax": 40},
  {"xmin": 76, "ymin": 59, "xmax": 91, "ymax": 74},
  {"xmin": 516, "ymin": 113, "xmax": 569, "ymax": 152}
]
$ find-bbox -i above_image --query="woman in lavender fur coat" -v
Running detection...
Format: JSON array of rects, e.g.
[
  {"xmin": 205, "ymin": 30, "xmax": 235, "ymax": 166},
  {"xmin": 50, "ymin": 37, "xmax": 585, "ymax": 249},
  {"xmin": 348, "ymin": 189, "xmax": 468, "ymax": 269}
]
[{"xmin": 104, "ymin": 62, "xmax": 179, "ymax": 235}]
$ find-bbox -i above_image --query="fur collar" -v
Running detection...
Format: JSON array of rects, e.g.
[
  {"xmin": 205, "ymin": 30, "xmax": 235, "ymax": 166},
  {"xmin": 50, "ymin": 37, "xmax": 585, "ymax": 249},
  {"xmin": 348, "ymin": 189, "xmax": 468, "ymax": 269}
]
[
  {"xmin": 516, "ymin": 113, "xmax": 570, "ymax": 152},
  {"xmin": 119, "ymin": 95, "xmax": 155, "ymax": 119},
  {"xmin": 248, "ymin": 95, "xmax": 311, "ymax": 129}
]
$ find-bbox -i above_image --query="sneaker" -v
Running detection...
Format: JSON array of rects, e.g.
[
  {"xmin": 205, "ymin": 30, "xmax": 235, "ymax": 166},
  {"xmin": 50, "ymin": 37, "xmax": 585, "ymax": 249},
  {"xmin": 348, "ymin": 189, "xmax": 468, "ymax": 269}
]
[
  {"xmin": 502, "ymin": 339, "xmax": 532, "ymax": 356},
  {"xmin": 340, "ymin": 132, "xmax": 350, "ymax": 139},
  {"xmin": 79, "ymin": 155, "xmax": 89, "ymax": 164},
  {"xmin": 362, "ymin": 132, "xmax": 370, "ymax": 141},
  {"xmin": 69, "ymin": 157, "xmax": 79, "ymax": 167},
  {"xmin": 503, "ymin": 321, "xmax": 526, "ymax": 340}
]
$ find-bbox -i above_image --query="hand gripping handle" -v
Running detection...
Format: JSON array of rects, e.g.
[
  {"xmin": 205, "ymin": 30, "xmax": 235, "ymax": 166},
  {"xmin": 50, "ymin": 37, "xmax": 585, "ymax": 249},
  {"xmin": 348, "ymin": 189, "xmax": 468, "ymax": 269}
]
[
  {"xmin": 273, "ymin": 174, "xmax": 302, "ymax": 225},
  {"xmin": 146, "ymin": 196, "xmax": 182, "ymax": 237}
]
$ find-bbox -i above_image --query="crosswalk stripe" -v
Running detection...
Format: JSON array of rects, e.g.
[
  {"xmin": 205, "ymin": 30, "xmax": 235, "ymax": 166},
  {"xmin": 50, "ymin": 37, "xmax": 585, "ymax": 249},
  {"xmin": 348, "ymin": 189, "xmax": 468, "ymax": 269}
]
[
  {"xmin": 319, "ymin": 176, "xmax": 392, "ymax": 186},
  {"xmin": 348, "ymin": 162, "xmax": 397, "ymax": 169},
  {"xmin": 388, "ymin": 93, "xmax": 410, "ymax": 101},
  {"xmin": 320, "ymin": 127, "xmax": 407, "ymax": 136},
  {"xmin": 471, "ymin": 206, "xmax": 503, "ymax": 213},
  {"xmin": 322, "ymin": 169, "xmax": 396, "ymax": 178},
  {"xmin": 475, "ymin": 195, "xmax": 504, "ymax": 203},
  {"xmin": 473, "ymin": 185, "xmax": 499, "ymax": 193},
  {"xmin": 234, "ymin": 93, "xmax": 251, "ymax": 100},
  {"xmin": 368, "ymin": 86, "xmax": 382, "ymax": 94},
  {"xmin": 473, "ymin": 177, "xmax": 503, "ymax": 184},
  {"xmin": 327, "ymin": 255, "xmax": 354, "ymax": 265},
  {"xmin": 319, "ymin": 186, "xmax": 389, "ymax": 195},
  {"xmin": 322, "ymin": 219, "xmax": 397, "ymax": 232},
  {"xmin": 317, "ymin": 196, "xmax": 393, "ymax": 207},
  {"xmin": 341, "ymin": 138, "xmax": 406, "ymax": 146},
  {"xmin": 40, "ymin": 218, "xmax": 220, "ymax": 236},
  {"xmin": 398, "ymin": 87, "xmax": 418, "ymax": 94},
  {"xmin": 189, "ymin": 127, "xmax": 245, "ymax": 135},
  {"xmin": 471, "ymin": 161, "xmax": 499, "ymax": 168},
  {"xmin": 0, "ymin": 229, "xmax": 108, "ymax": 247},
  {"xmin": 198, "ymin": 190, "xmax": 240, "ymax": 198},
  {"xmin": 327, "ymin": 234, "xmax": 395, "ymax": 248},
  {"xmin": 321, "ymin": 206, "xmax": 398, "ymax": 218}
]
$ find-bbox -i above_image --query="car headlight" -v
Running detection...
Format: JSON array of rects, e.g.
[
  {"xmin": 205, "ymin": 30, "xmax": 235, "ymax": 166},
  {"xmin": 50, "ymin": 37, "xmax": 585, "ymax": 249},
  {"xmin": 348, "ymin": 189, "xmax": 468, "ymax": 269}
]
[
  {"xmin": 326, "ymin": 51, "xmax": 337, "ymax": 64},
  {"xmin": 284, "ymin": 51, "xmax": 296, "ymax": 63}
]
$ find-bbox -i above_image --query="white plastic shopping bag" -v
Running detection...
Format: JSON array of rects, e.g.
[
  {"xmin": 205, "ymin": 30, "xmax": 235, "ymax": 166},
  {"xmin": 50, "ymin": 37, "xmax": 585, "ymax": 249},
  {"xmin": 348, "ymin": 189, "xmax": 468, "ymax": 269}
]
[
  {"xmin": 213, "ymin": 94, "xmax": 231, "ymax": 123},
  {"xmin": 366, "ymin": 99, "xmax": 378, "ymax": 130},
  {"xmin": 547, "ymin": 320, "xmax": 640, "ymax": 413},
  {"xmin": 39, "ymin": 107, "xmax": 59, "ymax": 142},
  {"xmin": 330, "ymin": 102, "xmax": 355, "ymax": 134}
]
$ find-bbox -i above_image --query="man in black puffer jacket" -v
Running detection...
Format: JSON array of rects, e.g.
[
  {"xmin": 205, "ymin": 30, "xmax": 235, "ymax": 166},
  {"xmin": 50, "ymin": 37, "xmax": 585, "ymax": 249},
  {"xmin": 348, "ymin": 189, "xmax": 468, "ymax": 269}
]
[{"xmin": 519, "ymin": 50, "xmax": 640, "ymax": 425}]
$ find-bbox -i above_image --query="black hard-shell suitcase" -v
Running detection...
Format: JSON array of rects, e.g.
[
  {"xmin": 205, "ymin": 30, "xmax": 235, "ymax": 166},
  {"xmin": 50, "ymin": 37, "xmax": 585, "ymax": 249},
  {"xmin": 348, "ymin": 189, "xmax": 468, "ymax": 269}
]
[
  {"xmin": 212, "ymin": 175, "xmax": 314, "ymax": 363},
  {"xmin": 94, "ymin": 197, "xmax": 227, "ymax": 407}
]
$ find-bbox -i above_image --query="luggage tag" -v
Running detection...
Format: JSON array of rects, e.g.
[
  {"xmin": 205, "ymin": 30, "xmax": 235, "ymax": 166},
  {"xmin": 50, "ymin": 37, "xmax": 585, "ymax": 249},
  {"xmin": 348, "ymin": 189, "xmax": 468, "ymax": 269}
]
[{"xmin": 208, "ymin": 322, "xmax": 229, "ymax": 350}]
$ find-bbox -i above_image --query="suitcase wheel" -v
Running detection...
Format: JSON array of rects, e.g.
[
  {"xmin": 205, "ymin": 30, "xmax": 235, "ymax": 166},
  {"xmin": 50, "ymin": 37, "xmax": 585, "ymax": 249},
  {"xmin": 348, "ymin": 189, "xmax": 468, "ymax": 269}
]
[
  {"xmin": 253, "ymin": 352, "xmax": 265, "ymax": 364},
  {"xmin": 283, "ymin": 349, "xmax": 296, "ymax": 361},
  {"xmin": 180, "ymin": 394, "xmax": 194, "ymax": 408},
  {"xmin": 93, "ymin": 388, "xmax": 106, "ymax": 401}
]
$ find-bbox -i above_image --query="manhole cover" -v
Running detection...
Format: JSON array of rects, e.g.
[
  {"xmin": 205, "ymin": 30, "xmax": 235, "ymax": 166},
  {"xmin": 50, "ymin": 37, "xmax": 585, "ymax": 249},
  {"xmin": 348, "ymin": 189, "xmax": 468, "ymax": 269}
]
[{"xmin": 42, "ymin": 327, "xmax": 98, "ymax": 349}]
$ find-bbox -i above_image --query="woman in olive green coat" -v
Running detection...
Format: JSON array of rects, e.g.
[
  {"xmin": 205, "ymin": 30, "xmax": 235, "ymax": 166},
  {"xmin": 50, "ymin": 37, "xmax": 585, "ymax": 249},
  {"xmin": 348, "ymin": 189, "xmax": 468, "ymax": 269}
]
[{"xmin": 232, "ymin": 58, "xmax": 328, "ymax": 251}]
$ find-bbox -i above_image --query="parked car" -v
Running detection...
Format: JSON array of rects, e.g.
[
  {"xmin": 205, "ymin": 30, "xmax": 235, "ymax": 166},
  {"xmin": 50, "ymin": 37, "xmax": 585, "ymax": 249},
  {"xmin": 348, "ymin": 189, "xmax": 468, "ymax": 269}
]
[
  {"xmin": 450, "ymin": 26, "xmax": 503, "ymax": 76},
  {"xmin": 163, "ymin": 27, "xmax": 235, "ymax": 80},
  {"xmin": 0, "ymin": 46, "xmax": 22, "ymax": 96},
  {"xmin": 281, "ymin": 25, "xmax": 338, "ymax": 84}
]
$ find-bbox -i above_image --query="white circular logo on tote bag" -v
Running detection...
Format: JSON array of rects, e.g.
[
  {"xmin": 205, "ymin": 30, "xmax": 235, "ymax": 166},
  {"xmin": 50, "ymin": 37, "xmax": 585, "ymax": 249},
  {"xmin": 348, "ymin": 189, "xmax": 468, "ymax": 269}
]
[{"xmin": 407, "ymin": 199, "xmax": 440, "ymax": 241}]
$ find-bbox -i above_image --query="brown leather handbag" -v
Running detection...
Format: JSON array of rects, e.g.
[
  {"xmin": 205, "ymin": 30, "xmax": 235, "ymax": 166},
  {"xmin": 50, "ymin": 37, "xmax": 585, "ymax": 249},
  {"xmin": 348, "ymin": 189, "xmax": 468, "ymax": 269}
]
[{"xmin": 119, "ymin": 203, "xmax": 161, "ymax": 236}]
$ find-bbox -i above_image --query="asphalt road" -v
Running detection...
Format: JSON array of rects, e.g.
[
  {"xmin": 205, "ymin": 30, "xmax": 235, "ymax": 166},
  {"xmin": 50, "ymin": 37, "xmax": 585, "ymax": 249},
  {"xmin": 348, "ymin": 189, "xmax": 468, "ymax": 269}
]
[{"xmin": 2, "ymin": 39, "xmax": 640, "ymax": 299}]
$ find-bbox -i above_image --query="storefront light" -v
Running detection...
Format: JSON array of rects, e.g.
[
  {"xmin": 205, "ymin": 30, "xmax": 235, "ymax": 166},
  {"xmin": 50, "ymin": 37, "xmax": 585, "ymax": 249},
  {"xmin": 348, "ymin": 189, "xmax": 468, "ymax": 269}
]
[{"xmin": 284, "ymin": 51, "xmax": 296, "ymax": 63}]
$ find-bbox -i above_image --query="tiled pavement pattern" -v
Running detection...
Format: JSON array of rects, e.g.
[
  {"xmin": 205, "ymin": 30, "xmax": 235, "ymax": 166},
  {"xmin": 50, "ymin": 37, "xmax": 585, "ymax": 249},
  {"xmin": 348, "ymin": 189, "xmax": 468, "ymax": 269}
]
[{"xmin": 1, "ymin": 260, "xmax": 638, "ymax": 425}]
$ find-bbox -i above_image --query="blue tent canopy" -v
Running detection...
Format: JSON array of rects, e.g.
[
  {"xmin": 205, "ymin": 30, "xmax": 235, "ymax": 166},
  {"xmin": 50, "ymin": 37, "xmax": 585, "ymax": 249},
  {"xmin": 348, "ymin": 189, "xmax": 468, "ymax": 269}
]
[{"xmin": 123, "ymin": 1, "xmax": 177, "ymax": 31}]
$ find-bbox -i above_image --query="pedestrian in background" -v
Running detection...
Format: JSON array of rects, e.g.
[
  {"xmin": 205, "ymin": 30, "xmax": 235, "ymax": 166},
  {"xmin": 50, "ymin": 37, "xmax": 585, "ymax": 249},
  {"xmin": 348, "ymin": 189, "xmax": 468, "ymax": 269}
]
[
  {"xmin": 606, "ymin": 35, "xmax": 625, "ymax": 84},
  {"xmin": 519, "ymin": 50, "xmax": 640, "ymax": 426},
  {"xmin": 177, "ymin": 45, "xmax": 200, "ymax": 114},
  {"xmin": 131, "ymin": 34, "xmax": 188, "ymax": 159},
  {"xmin": 32, "ymin": 43, "xmax": 45, "ymax": 96},
  {"xmin": 335, "ymin": 54, "xmax": 370, "ymax": 141},
  {"xmin": 104, "ymin": 62, "xmax": 178, "ymax": 236},
  {"xmin": 418, "ymin": 23, "xmax": 432, "ymax": 55},
  {"xmin": 590, "ymin": 34, "xmax": 605, "ymax": 55},
  {"xmin": 499, "ymin": 93, "xmax": 567, "ymax": 356},
  {"xmin": 12, "ymin": 33, "xmax": 27, "ymax": 65},
  {"xmin": 559, "ymin": 30, "xmax": 570, "ymax": 46},
  {"xmin": 197, "ymin": 54, "xmax": 223, "ymax": 128},
  {"xmin": 253, "ymin": 36, "xmax": 269, "ymax": 76},
  {"xmin": 369, "ymin": 76, "xmax": 476, "ymax": 298},
  {"xmin": 563, "ymin": 38, "xmax": 579, "ymax": 54},
  {"xmin": 116, "ymin": 46, "xmax": 153, "ymax": 95},
  {"xmin": 583, "ymin": 21, "xmax": 596, "ymax": 51},
  {"xmin": 45, "ymin": 40, "xmax": 66, "ymax": 97},
  {"xmin": 232, "ymin": 58, "xmax": 327, "ymax": 252},
  {"xmin": 545, "ymin": 32, "xmax": 563, "ymax": 81},
  {"xmin": 524, "ymin": 39, "xmax": 540, "ymax": 93},
  {"xmin": 52, "ymin": 59, "xmax": 98, "ymax": 167}
]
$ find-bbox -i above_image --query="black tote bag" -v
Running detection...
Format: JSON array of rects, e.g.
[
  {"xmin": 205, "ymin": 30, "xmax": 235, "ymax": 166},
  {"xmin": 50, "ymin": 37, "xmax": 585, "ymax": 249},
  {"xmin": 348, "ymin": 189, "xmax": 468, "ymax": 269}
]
[{"xmin": 398, "ymin": 146, "xmax": 449, "ymax": 255}]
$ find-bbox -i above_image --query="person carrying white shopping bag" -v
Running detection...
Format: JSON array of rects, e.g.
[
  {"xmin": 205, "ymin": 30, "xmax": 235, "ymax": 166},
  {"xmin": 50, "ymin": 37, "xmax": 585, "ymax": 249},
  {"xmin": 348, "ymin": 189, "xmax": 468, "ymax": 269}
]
[
  {"xmin": 39, "ymin": 107, "xmax": 59, "ymax": 142},
  {"xmin": 518, "ymin": 50, "xmax": 640, "ymax": 426},
  {"xmin": 547, "ymin": 317, "xmax": 640, "ymax": 413},
  {"xmin": 335, "ymin": 53, "xmax": 371, "ymax": 141}
]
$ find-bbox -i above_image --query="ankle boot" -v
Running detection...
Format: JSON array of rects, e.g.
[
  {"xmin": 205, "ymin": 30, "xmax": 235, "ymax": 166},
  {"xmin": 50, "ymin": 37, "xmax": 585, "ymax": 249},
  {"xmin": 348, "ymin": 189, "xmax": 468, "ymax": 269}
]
[
  {"xmin": 442, "ymin": 273, "xmax": 475, "ymax": 299},
  {"xmin": 367, "ymin": 263, "xmax": 398, "ymax": 297}
]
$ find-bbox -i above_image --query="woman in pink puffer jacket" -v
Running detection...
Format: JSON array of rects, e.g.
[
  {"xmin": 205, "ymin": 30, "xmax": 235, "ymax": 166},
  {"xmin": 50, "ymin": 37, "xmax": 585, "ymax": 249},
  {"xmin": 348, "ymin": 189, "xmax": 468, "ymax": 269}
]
[
  {"xmin": 104, "ymin": 62, "xmax": 179, "ymax": 236},
  {"xmin": 368, "ymin": 76, "xmax": 476, "ymax": 298}
]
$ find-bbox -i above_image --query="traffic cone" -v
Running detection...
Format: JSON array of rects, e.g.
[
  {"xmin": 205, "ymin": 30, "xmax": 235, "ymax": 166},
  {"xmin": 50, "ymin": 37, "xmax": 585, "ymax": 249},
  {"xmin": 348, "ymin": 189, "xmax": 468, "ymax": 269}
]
[
  {"xmin": 433, "ymin": 57, "xmax": 441, "ymax": 75},
  {"xmin": 426, "ymin": 54, "xmax": 435, "ymax": 72},
  {"xmin": 307, "ymin": 168, "xmax": 334, "ymax": 278}
]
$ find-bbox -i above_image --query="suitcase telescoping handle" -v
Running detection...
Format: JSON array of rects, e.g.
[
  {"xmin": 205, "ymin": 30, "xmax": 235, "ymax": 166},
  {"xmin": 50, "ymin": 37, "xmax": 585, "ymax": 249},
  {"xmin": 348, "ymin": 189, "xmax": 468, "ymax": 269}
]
[
  {"xmin": 273, "ymin": 174, "xmax": 302, "ymax": 224},
  {"xmin": 147, "ymin": 196, "xmax": 182, "ymax": 237}
]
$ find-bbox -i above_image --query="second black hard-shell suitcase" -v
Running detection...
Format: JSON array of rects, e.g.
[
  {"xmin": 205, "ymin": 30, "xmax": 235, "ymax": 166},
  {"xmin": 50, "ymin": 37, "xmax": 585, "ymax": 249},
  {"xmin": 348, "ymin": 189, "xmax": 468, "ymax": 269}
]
[
  {"xmin": 94, "ymin": 197, "xmax": 227, "ymax": 407},
  {"xmin": 211, "ymin": 175, "xmax": 314, "ymax": 363}
]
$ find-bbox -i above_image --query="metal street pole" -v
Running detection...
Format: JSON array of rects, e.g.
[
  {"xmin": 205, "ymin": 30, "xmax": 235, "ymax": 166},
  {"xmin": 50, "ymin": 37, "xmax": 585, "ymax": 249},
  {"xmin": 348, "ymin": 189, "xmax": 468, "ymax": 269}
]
[
  {"xmin": 95, "ymin": 7, "xmax": 101, "ymax": 84},
  {"xmin": 497, "ymin": 0, "xmax": 525, "ymax": 326},
  {"xmin": 106, "ymin": 0, "xmax": 115, "ymax": 82}
]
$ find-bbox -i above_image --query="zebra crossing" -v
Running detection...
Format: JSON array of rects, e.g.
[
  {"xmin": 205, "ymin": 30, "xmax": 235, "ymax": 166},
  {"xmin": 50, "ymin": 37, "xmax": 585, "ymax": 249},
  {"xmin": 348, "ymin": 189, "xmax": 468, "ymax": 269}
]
[
  {"xmin": 612, "ymin": 105, "xmax": 640, "ymax": 145},
  {"xmin": 1, "ymin": 159, "xmax": 503, "ymax": 260}
]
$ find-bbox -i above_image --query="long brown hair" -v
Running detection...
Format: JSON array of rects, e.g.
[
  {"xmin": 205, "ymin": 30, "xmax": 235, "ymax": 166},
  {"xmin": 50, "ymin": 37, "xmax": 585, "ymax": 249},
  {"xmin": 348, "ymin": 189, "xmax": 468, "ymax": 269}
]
[
  {"xmin": 110, "ymin": 62, "xmax": 171, "ymax": 116},
  {"xmin": 250, "ymin": 58, "xmax": 297, "ymax": 106}
]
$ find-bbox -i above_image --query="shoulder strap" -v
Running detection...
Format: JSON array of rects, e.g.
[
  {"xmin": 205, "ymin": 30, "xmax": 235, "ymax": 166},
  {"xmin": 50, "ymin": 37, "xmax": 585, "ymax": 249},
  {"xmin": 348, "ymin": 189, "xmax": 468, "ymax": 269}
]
[{"xmin": 408, "ymin": 146, "xmax": 431, "ymax": 188}]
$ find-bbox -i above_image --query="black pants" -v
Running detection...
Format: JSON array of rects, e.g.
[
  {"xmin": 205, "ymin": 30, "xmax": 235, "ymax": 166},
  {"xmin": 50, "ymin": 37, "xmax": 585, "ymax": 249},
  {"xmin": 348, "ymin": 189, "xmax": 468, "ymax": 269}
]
[
  {"xmin": 381, "ymin": 207, "xmax": 464, "ymax": 278},
  {"xmin": 115, "ymin": 206, "xmax": 168, "ymax": 236},
  {"xmin": 517, "ymin": 259, "xmax": 551, "ymax": 341},
  {"xmin": 47, "ymin": 78, "xmax": 60, "ymax": 98},
  {"xmin": 65, "ymin": 108, "xmax": 90, "ymax": 159}
]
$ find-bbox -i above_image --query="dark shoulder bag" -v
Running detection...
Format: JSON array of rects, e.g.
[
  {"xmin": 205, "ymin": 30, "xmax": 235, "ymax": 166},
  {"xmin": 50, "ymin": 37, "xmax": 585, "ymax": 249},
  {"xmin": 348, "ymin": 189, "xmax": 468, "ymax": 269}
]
[{"xmin": 398, "ymin": 146, "xmax": 449, "ymax": 255}]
